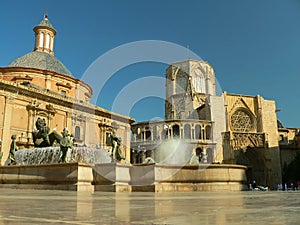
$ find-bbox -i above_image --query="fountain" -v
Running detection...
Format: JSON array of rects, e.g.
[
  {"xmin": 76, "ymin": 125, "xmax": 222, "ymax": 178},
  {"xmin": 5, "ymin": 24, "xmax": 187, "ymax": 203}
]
[
  {"xmin": 91, "ymin": 138, "xmax": 248, "ymax": 192},
  {"xmin": 0, "ymin": 118, "xmax": 248, "ymax": 193},
  {"xmin": 12, "ymin": 117, "xmax": 112, "ymax": 166},
  {"xmin": 0, "ymin": 118, "xmax": 118, "ymax": 192},
  {"xmin": 15, "ymin": 146, "xmax": 112, "ymax": 165}
]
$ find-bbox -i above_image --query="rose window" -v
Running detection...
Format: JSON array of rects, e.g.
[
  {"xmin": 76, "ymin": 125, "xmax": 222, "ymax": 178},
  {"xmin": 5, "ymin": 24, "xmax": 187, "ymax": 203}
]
[{"xmin": 230, "ymin": 109, "xmax": 254, "ymax": 132}]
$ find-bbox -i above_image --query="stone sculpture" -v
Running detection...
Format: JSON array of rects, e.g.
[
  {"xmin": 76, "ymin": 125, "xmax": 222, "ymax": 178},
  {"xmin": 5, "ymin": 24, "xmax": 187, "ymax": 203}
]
[
  {"xmin": 7, "ymin": 135, "xmax": 17, "ymax": 165},
  {"xmin": 189, "ymin": 148, "xmax": 203, "ymax": 164},
  {"xmin": 32, "ymin": 117, "xmax": 62, "ymax": 147},
  {"xmin": 31, "ymin": 118, "xmax": 73, "ymax": 163},
  {"xmin": 59, "ymin": 128, "xmax": 73, "ymax": 163},
  {"xmin": 143, "ymin": 157, "xmax": 155, "ymax": 164},
  {"xmin": 109, "ymin": 132, "xmax": 125, "ymax": 161}
]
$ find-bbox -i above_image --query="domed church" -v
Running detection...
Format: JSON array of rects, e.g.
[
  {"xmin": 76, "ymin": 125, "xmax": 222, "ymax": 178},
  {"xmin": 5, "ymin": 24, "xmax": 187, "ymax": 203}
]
[{"xmin": 0, "ymin": 14, "xmax": 134, "ymax": 164}]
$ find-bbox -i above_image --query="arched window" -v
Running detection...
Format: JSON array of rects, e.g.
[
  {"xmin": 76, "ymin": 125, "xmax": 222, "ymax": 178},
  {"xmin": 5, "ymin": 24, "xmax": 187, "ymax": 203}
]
[
  {"xmin": 50, "ymin": 37, "xmax": 54, "ymax": 50},
  {"xmin": 45, "ymin": 33, "xmax": 50, "ymax": 49},
  {"xmin": 172, "ymin": 124, "xmax": 180, "ymax": 138},
  {"xmin": 136, "ymin": 128, "xmax": 141, "ymax": 141},
  {"xmin": 195, "ymin": 147, "xmax": 203, "ymax": 161},
  {"xmin": 279, "ymin": 135, "xmax": 284, "ymax": 142},
  {"xmin": 145, "ymin": 130, "xmax": 151, "ymax": 140},
  {"xmin": 152, "ymin": 127, "xmax": 158, "ymax": 141},
  {"xmin": 195, "ymin": 125, "xmax": 201, "ymax": 139},
  {"xmin": 136, "ymin": 133, "xmax": 142, "ymax": 141},
  {"xmin": 205, "ymin": 126, "xmax": 211, "ymax": 140},
  {"xmin": 193, "ymin": 68, "xmax": 206, "ymax": 93},
  {"xmin": 206, "ymin": 148, "xmax": 213, "ymax": 163},
  {"xmin": 161, "ymin": 129, "xmax": 167, "ymax": 140},
  {"xmin": 75, "ymin": 126, "xmax": 80, "ymax": 140},
  {"xmin": 106, "ymin": 132, "xmax": 112, "ymax": 145},
  {"xmin": 61, "ymin": 90, "xmax": 66, "ymax": 97},
  {"xmin": 184, "ymin": 124, "xmax": 191, "ymax": 139},
  {"xmin": 39, "ymin": 32, "xmax": 44, "ymax": 48}
]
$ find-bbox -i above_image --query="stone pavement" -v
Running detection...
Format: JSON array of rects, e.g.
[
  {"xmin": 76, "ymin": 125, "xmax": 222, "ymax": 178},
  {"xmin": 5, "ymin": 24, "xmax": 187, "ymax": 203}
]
[{"xmin": 0, "ymin": 189, "xmax": 299, "ymax": 224}]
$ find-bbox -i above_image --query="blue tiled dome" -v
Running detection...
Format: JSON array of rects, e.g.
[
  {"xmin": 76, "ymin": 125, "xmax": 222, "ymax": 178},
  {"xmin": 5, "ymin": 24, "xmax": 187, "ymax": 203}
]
[{"xmin": 8, "ymin": 51, "xmax": 73, "ymax": 76}]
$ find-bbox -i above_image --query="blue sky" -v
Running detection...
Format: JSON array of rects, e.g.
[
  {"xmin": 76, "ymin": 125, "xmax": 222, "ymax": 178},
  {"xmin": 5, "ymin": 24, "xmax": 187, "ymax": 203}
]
[{"xmin": 1, "ymin": 0, "xmax": 300, "ymax": 127}]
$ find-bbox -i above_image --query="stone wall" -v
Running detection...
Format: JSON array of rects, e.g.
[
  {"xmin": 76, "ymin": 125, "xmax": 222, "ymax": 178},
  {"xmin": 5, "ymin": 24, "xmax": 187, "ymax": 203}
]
[{"xmin": 207, "ymin": 95, "xmax": 226, "ymax": 163}]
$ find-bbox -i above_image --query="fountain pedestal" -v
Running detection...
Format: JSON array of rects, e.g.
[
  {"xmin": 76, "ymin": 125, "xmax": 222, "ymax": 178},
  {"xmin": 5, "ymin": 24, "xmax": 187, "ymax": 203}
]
[
  {"xmin": 92, "ymin": 163, "xmax": 248, "ymax": 192},
  {"xmin": 0, "ymin": 162, "xmax": 94, "ymax": 192}
]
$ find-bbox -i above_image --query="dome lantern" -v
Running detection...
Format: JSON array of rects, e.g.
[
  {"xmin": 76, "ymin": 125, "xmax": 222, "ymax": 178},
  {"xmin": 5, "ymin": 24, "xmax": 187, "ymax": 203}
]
[{"xmin": 33, "ymin": 12, "xmax": 57, "ymax": 55}]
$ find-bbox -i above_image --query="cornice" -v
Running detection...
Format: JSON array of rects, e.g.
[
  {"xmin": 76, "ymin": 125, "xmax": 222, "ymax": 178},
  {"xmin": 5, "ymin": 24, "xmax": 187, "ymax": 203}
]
[
  {"xmin": 0, "ymin": 79, "xmax": 135, "ymax": 124},
  {"xmin": 0, "ymin": 67, "xmax": 92, "ymax": 95}
]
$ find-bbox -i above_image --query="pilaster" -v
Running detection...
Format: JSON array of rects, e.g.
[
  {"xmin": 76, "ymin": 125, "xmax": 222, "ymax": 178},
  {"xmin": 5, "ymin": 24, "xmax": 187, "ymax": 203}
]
[{"xmin": 1, "ymin": 96, "xmax": 14, "ymax": 164}]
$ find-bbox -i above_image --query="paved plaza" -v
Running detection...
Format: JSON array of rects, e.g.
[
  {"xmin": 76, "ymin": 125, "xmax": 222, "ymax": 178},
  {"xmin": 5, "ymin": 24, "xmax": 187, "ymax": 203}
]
[{"xmin": 0, "ymin": 189, "xmax": 299, "ymax": 224}]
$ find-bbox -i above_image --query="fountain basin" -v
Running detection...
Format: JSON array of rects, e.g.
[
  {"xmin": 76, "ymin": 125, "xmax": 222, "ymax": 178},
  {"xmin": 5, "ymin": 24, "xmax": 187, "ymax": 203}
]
[
  {"xmin": 99, "ymin": 163, "xmax": 248, "ymax": 192},
  {"xmin": 0, "ymin": 163, "xmax": 93, "ymax": 192},
  {"xmin": 0, "ymin": 163, "xmax": 248, "ymax": 192}
]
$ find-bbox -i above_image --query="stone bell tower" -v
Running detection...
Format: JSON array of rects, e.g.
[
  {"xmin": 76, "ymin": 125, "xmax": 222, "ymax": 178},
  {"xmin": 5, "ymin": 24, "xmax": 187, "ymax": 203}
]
[{"xmin": 165, "ymin": 60, "xmax": 216, "ymax": 120}]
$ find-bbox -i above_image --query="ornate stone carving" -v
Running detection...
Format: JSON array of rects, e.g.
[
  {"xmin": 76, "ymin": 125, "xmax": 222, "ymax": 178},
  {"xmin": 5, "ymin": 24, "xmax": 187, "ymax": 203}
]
[
  {"xmin": 230, "ymin": 109, "xmax": 254, "ymax": 132},
  {"xmin": 224, "ymin": 132, "xmax": 266, "ymax": 151}
]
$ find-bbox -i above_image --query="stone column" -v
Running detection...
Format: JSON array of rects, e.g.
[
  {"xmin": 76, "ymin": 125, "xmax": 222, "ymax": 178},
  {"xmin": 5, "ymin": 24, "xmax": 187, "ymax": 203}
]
[
  {"xmin": 256, "ymin": 95, "xmax": 263, "ymax": 132},
  {"xmin": 103, "ymin": 127, "xmax": 107, "ymax": 149},
  {"xmin": 27, "ymin": 109, "xmax": 34, "ymax": 143},
  {"xmin": 124, "ymin": 126, "xmax": 131, "ymax": 162},
  {"xmin": 172, "ymin": 79, "xmax": 176, "ymax": 95},
  {"xmin": 140, "ymin": 151, "xmax": 146, "ymax": 163},
  {"xmin": 98, "ymin": 125, "xmax": 103, "ymax": 148},
  {"xmin": 192, "ymin": 128, "xmax": 195, "ymax": 140},
  {"xmin": 1, "ymin": 96, "xmax": 14, "ymax": 164},
  {"xmin": 150, "ymin": 128, "xmax": 154, "ymax": 141},
  {"xmin": 202, "ymin": 147, "xmax": 207, "ymax": 163},
  {"xmin": 150, "ymin": 150, "xmax": 154, "ymax": 159},
  {"xmin": 131, "ymin": 150, "xmax": 137, "ymax": 164},
  {"xmin": 50, "ymin": 35, "xmax": 54, "ymax": 53},
  {"xmin": 66, "ymin": 112, "xmax": 73, "ymax": 130},
  {"xmin": 35, "ymin": 33, "xmax": 41, "ymax": 50},
  {"xmin": 133, "ymin": 133, "xmax": 137, "ymax": 142}
]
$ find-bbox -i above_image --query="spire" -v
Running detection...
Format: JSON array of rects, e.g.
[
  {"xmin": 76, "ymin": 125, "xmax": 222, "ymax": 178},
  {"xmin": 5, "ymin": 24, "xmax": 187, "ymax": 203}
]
[{"xmin": 33, "ymin": 13, "xmax": 56, "ymax": 55}]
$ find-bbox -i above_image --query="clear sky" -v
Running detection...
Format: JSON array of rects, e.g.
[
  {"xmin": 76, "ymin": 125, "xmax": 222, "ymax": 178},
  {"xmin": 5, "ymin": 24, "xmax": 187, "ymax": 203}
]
[{"xmin": 1, "ymin": 0, "xmax": 300, "ymax": 127}]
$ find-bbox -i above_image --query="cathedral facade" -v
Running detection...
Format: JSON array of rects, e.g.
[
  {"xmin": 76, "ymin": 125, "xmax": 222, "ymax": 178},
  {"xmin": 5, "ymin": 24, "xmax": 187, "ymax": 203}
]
[
  {"xmin": 131, "ymin": 60, "xmax": 282, "ymax": 188},
  {"xmin": 0, "ymin": 15, "xmax": 134, "ymax": 164}
]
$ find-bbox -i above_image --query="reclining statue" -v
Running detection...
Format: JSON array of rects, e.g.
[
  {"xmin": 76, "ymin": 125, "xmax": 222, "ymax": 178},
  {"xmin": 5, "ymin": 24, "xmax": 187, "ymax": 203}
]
[
  {"xmin": 32, "ymin": 118, "xmax": 62, "ymax": 147},
  {"xmin": 32, "ymin": 118, "xmax": 73, "ymax": 163}
]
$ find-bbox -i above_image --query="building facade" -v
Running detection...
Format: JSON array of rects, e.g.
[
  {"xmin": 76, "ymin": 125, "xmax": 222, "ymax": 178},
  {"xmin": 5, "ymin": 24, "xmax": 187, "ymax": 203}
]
[
  {"xmin": 221, "ymin": 93, "xmax": 281, "ymax": 187},
  {"xmin": 131, "ymin": 59, "xmax": 282, "ymax": 188},
  {"xmin": 278, "ymin": 125, "xmax": 300, "ymax": 185},
  {"xmin": 131, "ymin": 60, "xmax": 216, "ymax": 164},
  {"xmin": 0, "ymin": 15, "xmax": 134, "ymax": 164}
]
